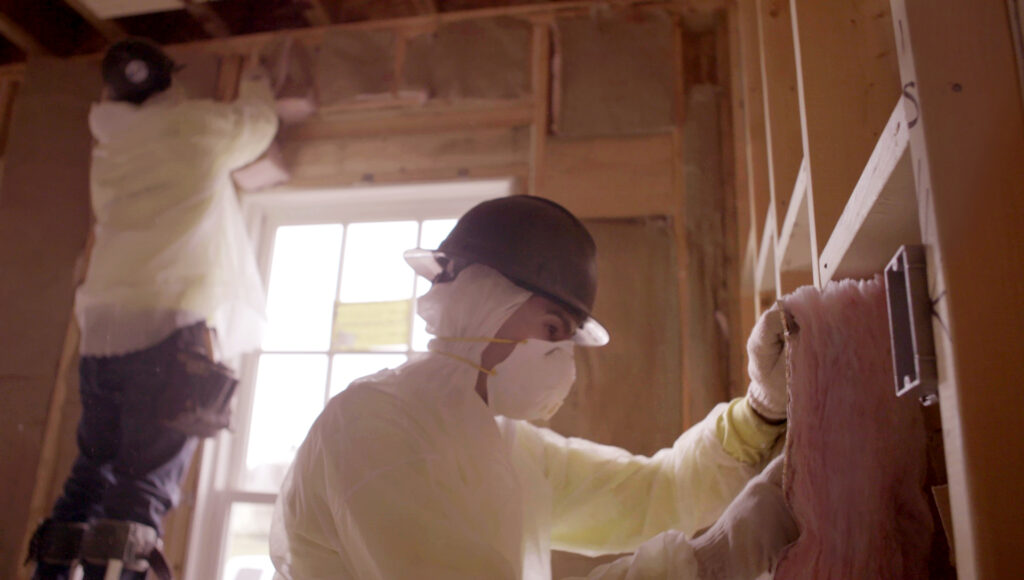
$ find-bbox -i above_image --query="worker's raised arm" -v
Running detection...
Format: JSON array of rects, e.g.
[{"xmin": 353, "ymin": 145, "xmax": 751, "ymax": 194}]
[
  {"xmin": 216, "ymin": 56, "xmax": 280, "ymax": 170},
  {"xmin": 499, "ymin": 401, "xmax": 773, "ymax": 558}
]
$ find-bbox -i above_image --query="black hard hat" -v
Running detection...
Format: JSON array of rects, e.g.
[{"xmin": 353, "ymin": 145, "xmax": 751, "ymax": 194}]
[
  {"xmin": 405, "ymin": 195, "xmax": 609, "ymax": 346},
  {"xmin": 102, "ymin": 38, "xmax": 176, "ymax": 104}
]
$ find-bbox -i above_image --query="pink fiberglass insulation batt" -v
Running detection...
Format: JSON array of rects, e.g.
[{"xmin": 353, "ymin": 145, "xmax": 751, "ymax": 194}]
[{"xmin": 773, "ymin": 277, "xmax": 934, "ymax": 579}]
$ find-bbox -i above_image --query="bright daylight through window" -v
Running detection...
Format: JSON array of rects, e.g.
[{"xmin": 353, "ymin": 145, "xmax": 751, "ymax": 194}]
[{"xmin": 185, "ymin": 181, "xmax": 509, "ymax": 580}]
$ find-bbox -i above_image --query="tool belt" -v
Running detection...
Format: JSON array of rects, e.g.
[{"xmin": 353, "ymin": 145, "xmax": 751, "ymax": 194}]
[
  {"xmin": 80, "ymin": 519, "xmax": 172, "ymax": 579},
  {"xmin": 25, "ymin": 519, "xmax": 88, "ymax": 566},
  {"xmin": 158, "ymin": 349, "xmax": 238, "ymax": 438}
]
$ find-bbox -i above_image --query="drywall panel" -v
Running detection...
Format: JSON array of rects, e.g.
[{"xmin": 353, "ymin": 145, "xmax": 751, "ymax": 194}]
[
  {"xmin": 403, "ymin": 17, "xmax": 532, "ymax": 100},
  {"xmin": 0, "ymin": 57, "xmax": 100, "ymax": 578},
  {"xmin": 554, "ymin": 12, "xmax": 674, "ymax": 137}
]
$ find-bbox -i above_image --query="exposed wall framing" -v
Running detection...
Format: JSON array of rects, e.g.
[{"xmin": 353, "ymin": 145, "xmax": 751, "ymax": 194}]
[{"xmin": 730, "ymin": 0, "xmax": 1024, "ymax": 576}]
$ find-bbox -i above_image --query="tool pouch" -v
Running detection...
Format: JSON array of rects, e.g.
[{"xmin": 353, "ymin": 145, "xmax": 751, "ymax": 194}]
[
  {"xmin": 159, "ymin": 349, "xmax": 238, "ymax": 438},
  {"xmin": 25, "ymin": 519, "xmax": 88, "ymax": 565},
  {"xmin": 80, "ymin": 519, "xmax": 172, "ymax": 579}
]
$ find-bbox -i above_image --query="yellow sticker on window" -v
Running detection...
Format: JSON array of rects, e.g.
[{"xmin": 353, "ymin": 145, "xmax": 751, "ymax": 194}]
[{"xmin": 332, "ymin": 300, "xmax": 412, "ymax": 351}]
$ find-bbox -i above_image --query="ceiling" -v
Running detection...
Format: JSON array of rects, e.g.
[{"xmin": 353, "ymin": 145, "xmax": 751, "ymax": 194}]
[{"xmin": 0, "ymin": 0, "xmax": 675, "ymax": 68}]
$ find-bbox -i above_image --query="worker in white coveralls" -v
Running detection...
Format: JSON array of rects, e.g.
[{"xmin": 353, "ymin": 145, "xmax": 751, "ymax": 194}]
[
  {"xmin": 270, "ymin": 195, "xmax": 797, "ymax": 579},
  {"xmin": 27, "ymin": 39, "xmax": 278, "ymax": 580}
]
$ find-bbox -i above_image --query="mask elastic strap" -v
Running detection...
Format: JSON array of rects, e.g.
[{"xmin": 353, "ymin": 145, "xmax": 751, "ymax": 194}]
[
  {"xmin": 428, "ymin": 348, "xmax": 497, "ymax": 376},
  {"xmin": 433, "ymin": 336, "xmax": 525, "ymax": 344}
]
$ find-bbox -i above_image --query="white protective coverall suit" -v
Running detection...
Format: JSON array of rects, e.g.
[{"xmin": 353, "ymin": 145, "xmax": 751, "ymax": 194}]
[
  {"xmin": 270, "ymin": 265, "xmax": 784, "ymax": 579},
  {"xmin": 76, "ymin": 73, "xmax": 277, "ymax": 359}
]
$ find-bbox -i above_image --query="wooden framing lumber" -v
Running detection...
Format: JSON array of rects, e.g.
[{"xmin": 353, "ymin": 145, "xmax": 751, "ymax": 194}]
[
  {"xmin": 715, "ymin": 13, "xmax": 748, "ymax": 399},
  {"xmin": 0, "ymin": 13, "xmax": 50, "ymax": 56},
  {"xmin": 890, "ymin": 0, "xmax": 1024, "ymax": 575},
  {"xmin": 182, "ymin": 0, "xmax": 232, "ymax": 38},
  {"xmin": 528, "ymin": 18, "xmax": 551, "ymax": 196},
  {"xmin": 755, "ymin": 0, "xmax": 802, "ymax": 234},
  {"xmin": 819, "ymin": 101, "xmax": 917, "ymax": 284},
  {"xmin": 789, "ymin": 0, "xmax": 899, "ymax": 283},
  {"xmin": 214, "ymin": 54, "xmax": 243, "ymax": 101},
  {"xmin": 156, "ymin": 1, "xmax": 674, "ymax": 58},
  {"xmin": 726, "ymin": 5, "xmax": 751, "ymax": 264},
  {"xmin": 775, "ymin": 156, "xmax": 811, "ymax": 275},
  {"xmin": 735, "ymin": 0, "xmax": 771, "ymax": 245},
  {"xmin": 754, "ymin": 203, "xmax": 776, "ymax": 299},
  {"xmin": 283, "ymin": 101, "xmax": 535, "ymax": 140}
]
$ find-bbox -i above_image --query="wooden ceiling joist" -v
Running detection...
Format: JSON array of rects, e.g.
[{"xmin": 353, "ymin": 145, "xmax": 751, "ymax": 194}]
[
  {"xmin": 0, "ymin": 12, "xmax": 50, "ymax": 56},
  {"xmin": 182, "ymin": 0, "xmax": 232, "ymax": 38},
  {"xmin": 61, "ymin": 0, "xmax": 128, "ymax": 43}
]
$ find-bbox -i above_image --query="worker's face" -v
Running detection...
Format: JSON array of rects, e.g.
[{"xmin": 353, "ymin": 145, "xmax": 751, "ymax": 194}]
[{"xmin": 480, "ymin": 295, "xmax": 576, "ymax": 370}]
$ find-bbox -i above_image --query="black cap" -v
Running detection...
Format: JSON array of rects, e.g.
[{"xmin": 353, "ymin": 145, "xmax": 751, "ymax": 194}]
[{"xmin": 102, "ymin": 38, "xmax": 175, "ymax": 104}]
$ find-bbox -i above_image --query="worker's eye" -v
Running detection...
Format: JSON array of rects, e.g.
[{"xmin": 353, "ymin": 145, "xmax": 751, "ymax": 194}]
[{"xmin": 545, "ymin": 323, "xmax": 560, "ymax": 341}]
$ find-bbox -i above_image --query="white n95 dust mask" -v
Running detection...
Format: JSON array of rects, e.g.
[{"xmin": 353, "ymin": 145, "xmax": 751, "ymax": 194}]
[{"xmin": 487, "ymin": 339, "xmax": 577, "ymax": 421}]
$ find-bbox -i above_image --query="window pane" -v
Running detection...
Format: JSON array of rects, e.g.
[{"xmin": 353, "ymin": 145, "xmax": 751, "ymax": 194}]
[
  {"xmin": 329, "ymin": 353, "xmax": 408, "ymax": 398},
  {"xmin": 245, "ymin": 354, "xmax": 327, "ymax": 491},
  {"xmin": 419, "ymin": 218, "xmax": 457, "ymax": 250},
  {"xmin": 338, "ymin": 221, "xmax": 418, "ymax": 303},
  {"xmin": 222, "ymin": 503, "xmax": 274, "ymax": 580},
  {"xmin": 263, "ymin": 224, "xmax": 343, "ymax": 351}
]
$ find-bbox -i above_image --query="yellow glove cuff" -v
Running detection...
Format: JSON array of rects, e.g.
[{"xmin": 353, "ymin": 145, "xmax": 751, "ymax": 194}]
[{"xmin": 716, "ymin": 398, "xmax": 787, "ymax": 465}]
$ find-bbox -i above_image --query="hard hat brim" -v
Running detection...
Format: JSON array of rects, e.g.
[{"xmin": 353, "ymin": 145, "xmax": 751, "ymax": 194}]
[{"xmin": 404, "ymin": 248, "xmax": 609, "ymax": 347}]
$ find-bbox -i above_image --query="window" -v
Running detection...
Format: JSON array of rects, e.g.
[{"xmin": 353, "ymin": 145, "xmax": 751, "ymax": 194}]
[{"xmin": 186, "ymin": 180, "xmax": 510, "ymax": 580}]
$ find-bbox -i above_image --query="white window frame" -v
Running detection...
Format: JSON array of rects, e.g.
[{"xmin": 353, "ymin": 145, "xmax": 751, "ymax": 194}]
[{"xmin": 185, "ymin": 179, "xmax": 512, "ymax": 580}]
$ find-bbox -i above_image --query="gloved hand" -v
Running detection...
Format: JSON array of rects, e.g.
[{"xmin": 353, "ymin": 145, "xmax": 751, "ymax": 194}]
[
  {"xmin": 746, "ymin": 303, "xmax": 788, "ymax": 421},
  {"xmin": 692, "ymin": 456, "xmax": 798, "ymax": 580}
]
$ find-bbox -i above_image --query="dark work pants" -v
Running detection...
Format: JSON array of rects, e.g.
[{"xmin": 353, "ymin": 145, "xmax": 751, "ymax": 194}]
[{"xmin": 37, "ymin": 324, "xmax": 205, "ymax": 580}]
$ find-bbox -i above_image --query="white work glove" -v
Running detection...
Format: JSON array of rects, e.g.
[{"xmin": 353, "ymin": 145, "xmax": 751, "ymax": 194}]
[
  {"xmin": 746, "ymin": 303, "xmax": 788, "ymax": 421},
  {"xmin": 692, "ymin": 456, "xmax": 798, "ymax": 580}
]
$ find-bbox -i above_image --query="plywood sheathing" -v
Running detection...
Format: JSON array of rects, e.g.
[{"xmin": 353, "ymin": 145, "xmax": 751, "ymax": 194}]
[
  {"xmin": 553, "ymin": 10, "xmax": 675, "ymax": 137},
  {"xmin": 403, "ymin": 17, "xmax": 532, "ymax": 101},
  {"xmin": 0, "ymin": 56, "xmax": 100, "ymax": 579}
]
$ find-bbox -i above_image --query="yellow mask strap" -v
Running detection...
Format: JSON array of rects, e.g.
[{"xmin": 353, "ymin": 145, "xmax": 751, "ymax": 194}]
[
  {"xmin": 427, "ymin": 337, "xmax": 525, "ymax": 376},
  {"xmin": 429, "ymin": 348, "xmax": 496, "ymax": 376},
  {"xmin": 434, "ymin": 336, "xmax": 524, "ymax": 345}
]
